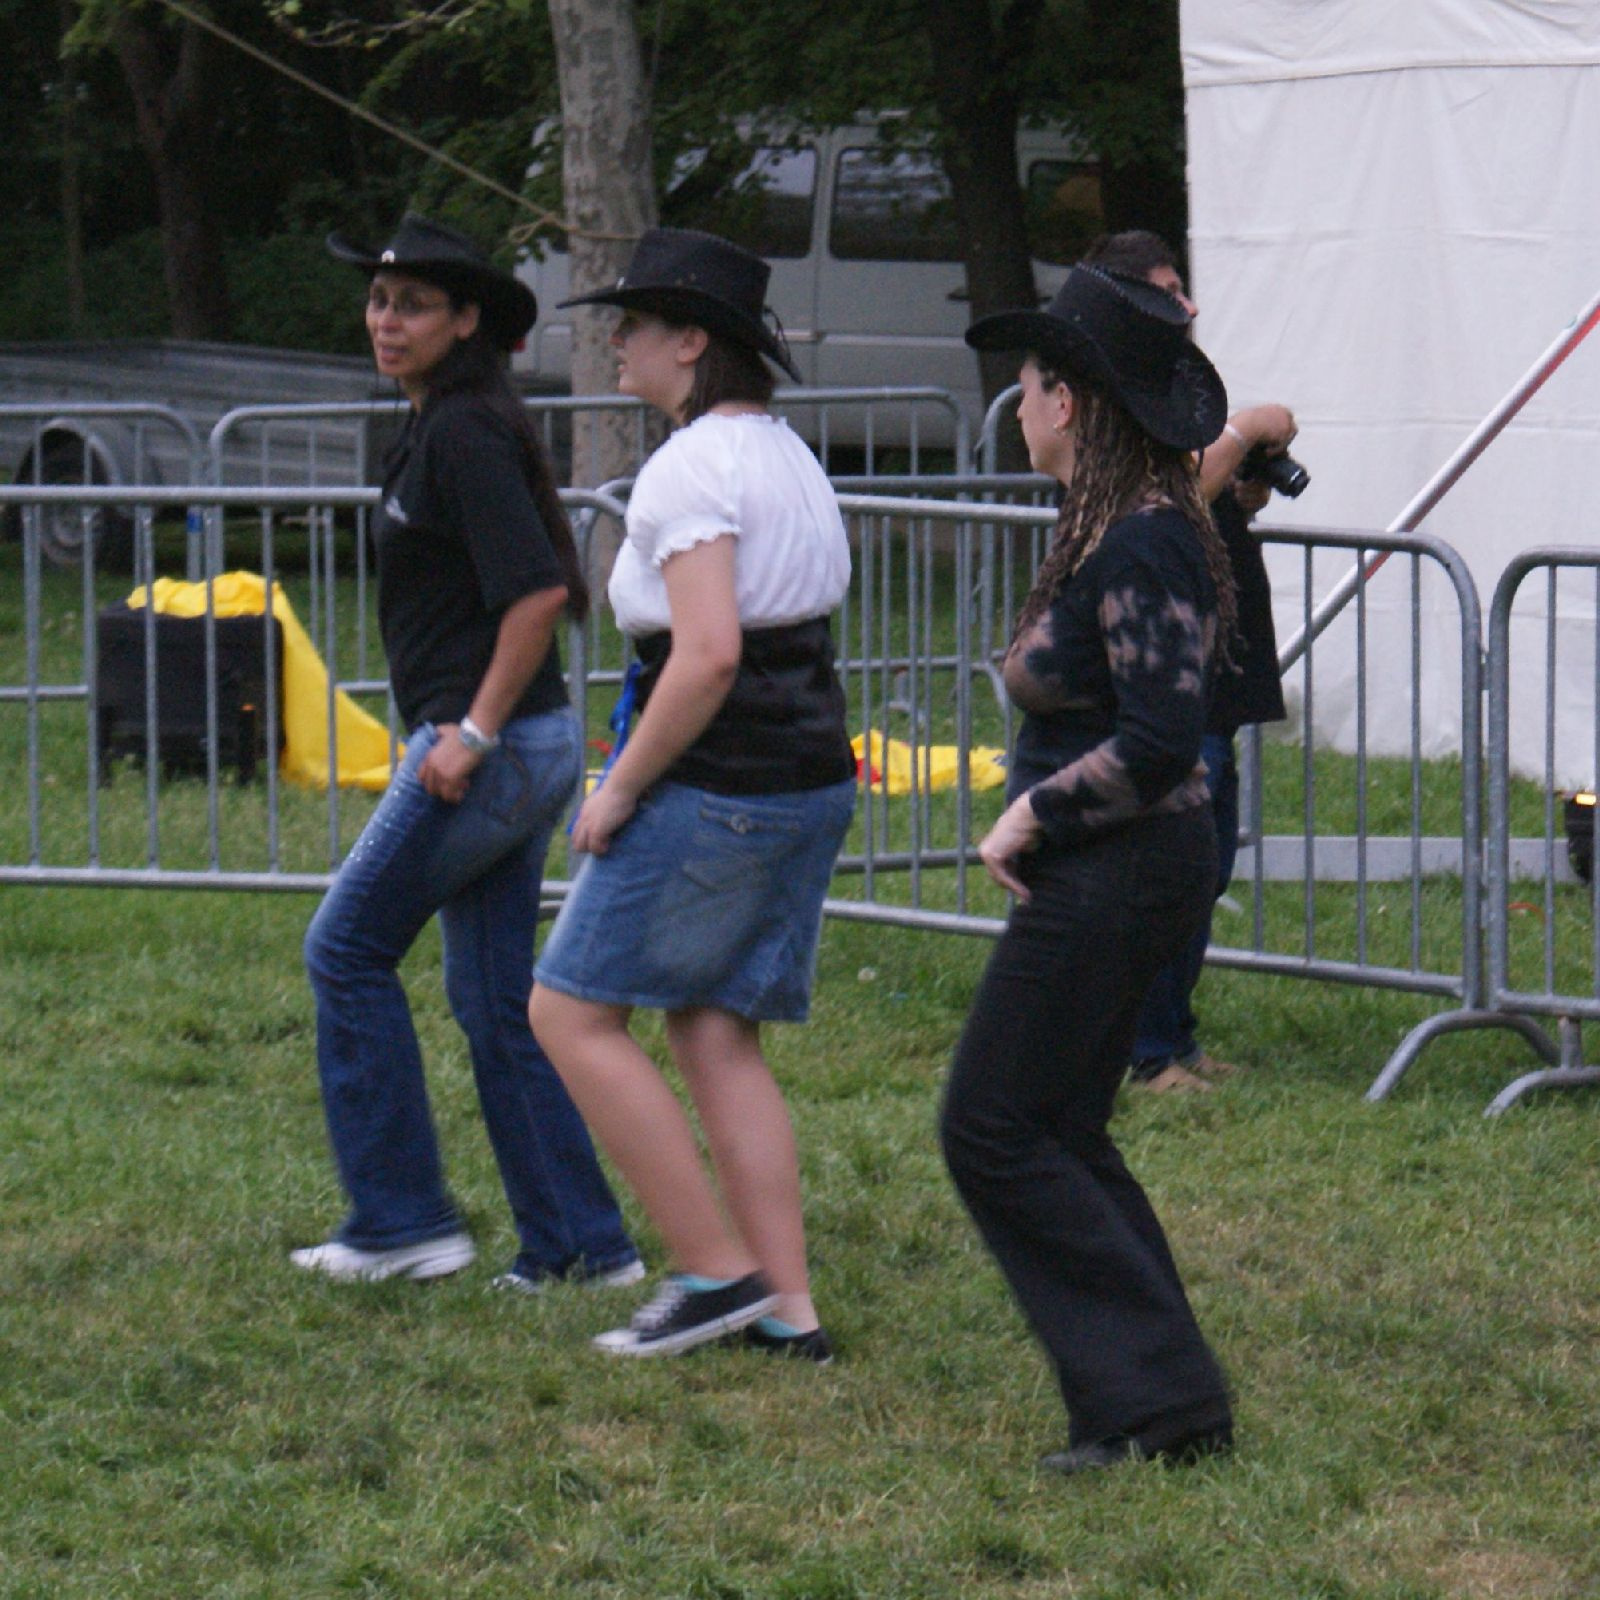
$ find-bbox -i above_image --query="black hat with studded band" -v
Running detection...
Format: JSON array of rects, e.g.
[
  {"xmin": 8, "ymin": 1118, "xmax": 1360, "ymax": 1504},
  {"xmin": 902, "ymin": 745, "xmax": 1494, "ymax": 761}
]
[
  {"xmin": 965, "ymin": 264, "xmax": 1227, "ymax": 450},
  {"xmin": 559, "ymin": 226, "xmax": 800, "ymax": 382},
  {"xmin": 326, "ymin": 212, "xmax": 537, "ymax": 352}
]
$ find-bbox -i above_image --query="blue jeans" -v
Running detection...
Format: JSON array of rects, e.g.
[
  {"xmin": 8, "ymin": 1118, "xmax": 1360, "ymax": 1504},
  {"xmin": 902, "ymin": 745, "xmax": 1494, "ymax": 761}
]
[
  {"xmin": 1130, "ymin": 733, "xmax": 1240, "ymax": 1071},
  {"xmin": 303, "ymin": 710, "xmax": 637, "ymax": 1278}
]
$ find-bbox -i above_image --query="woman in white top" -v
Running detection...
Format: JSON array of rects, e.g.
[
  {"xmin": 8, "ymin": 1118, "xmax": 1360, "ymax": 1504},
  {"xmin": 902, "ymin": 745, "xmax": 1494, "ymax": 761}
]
[{"xmin": 530, "ymin": 228, "xmax": 856, "ymax": 1361}]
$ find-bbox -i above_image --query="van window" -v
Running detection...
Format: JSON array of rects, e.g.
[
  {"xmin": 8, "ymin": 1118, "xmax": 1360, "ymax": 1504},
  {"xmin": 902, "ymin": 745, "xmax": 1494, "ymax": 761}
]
[
  {"xmin": 830, "ymin": 147, "xmax": 961, "ymax": 262},
  {"xmin": 663, "ymin": 146, "xmax": 817, "ymax": 259},
  {"xmin": 1026, "ymin": 160, "xmax": 1105, "ymax": 265}
]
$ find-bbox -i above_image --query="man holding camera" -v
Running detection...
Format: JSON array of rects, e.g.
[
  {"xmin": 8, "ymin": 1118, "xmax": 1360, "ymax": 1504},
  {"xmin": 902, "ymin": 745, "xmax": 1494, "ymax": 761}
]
[{"xmin": 1080, "ymin": 231, "xmax": 1299, "ymax": 1093}]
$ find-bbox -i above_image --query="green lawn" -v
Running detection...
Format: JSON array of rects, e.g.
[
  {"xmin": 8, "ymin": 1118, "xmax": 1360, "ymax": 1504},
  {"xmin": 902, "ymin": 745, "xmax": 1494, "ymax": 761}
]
[
  {"xmin": 1, "ymin": 886, "xmax": 1598, "ymax": 1599},
  {"xmin": 6, "ymin": 528, "xmax": 1600, "ymax": 1594}
]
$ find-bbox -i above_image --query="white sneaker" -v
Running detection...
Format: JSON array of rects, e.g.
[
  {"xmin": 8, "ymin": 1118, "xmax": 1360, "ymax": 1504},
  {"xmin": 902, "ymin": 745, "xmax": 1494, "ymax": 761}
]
[
  {"xmin": 289, "ymin": 1232, "xmax": 476, "ymax": 1283},
  {"xmin": 489, "ymin": 1257, "xmax": 646, "ymax": 1296},
  {"xmin": 590, "ymin": 1258, "xmax": 647, "ymax": 1288}
]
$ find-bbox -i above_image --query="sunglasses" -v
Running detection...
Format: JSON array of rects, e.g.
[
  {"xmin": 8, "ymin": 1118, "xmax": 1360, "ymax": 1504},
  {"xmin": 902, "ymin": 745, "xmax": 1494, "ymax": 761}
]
[{"xmin": 367, "ymin": 285, "xmax": 452, "ymax": 319}]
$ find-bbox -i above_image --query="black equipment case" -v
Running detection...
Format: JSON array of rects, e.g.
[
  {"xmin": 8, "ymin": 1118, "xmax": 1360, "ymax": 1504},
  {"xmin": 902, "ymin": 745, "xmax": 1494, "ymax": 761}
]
[{"xmin": 94, "ymin": 604, "xmax": 283, "ymax": 782}]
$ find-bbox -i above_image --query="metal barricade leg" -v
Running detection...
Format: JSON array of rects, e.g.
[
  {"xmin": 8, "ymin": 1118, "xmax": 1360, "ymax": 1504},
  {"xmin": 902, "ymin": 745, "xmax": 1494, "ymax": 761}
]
[
  {"xmin": 1365, "ymin": 1009, "xmax": 1561, "ymax": 1102},
  {"xmin": 1484, "ymin": 1017, "xmax": 1600, "ymax": 1116}
]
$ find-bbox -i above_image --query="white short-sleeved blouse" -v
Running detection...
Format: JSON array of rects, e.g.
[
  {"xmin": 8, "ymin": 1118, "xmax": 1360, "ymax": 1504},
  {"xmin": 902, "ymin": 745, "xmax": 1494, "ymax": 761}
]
[{"xmin": 608, "ymin": 413, "xmax": 850, "ymax": 636}]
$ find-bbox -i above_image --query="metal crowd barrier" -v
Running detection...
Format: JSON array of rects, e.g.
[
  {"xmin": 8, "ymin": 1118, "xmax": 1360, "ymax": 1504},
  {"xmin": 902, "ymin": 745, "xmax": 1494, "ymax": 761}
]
[
  {"xmin": 1367, "ymin": 547, "xmax": 1600, "ymax": 1112},
  {"xmin": 0, "ymin": 484, "xmax": 616, "ymax": 896},
  {"xmin": 196, "ymin": 388, "xmax": 974, "ymax": 654},
  {"xmin": 207, "ymin": 385, "xmax": 973, "ymax": 490},
  {"xmin": 0, "ymin": 403, "xmax": 205, "ymax": 484},
  {"xmin": 7, "ymin": 482, "xmax": 1587, "ymax": 1116},
  {"xmin": 978, "ymin": 383, "xmax": 1023, "ymax": 474},
  {"xmin": 0, "ymin": 404, "xmax": 207, "ymax": 570},
  {"xmin": 1215, "ymin": 525, "xmax": 1483, "ymax": 1006}
]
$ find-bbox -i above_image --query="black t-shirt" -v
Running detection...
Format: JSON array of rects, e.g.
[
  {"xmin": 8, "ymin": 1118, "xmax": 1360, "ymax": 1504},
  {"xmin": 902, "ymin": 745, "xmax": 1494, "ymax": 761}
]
[
  {"xmin": 374, "ymin": 392, "xmax": 568, "ymax": 730},
  {"xmin": 1209, "ymin": 490, "xmax": 1287, "ymax": 735},
  {"xmin": 1006, "ymin": 506, "xmax": 1218, "ymax": 847}
]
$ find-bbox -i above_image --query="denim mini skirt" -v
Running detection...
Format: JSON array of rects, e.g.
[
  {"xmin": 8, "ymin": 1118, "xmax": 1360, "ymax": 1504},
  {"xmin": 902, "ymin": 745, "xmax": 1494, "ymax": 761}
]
[{"xmin": 535, "ymin": 776, "xmax": 856, "ymax": 1021}]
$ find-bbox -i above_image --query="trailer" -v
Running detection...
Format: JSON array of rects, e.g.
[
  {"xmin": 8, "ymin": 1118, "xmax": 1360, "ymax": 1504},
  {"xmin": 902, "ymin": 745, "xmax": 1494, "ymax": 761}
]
[{"xmin": 0, "ymin": 340, "xmax": 393, "ymax": 565}]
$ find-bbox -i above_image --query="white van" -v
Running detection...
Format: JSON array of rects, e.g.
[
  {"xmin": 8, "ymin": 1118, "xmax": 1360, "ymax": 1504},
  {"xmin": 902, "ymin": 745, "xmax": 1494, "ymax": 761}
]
[{"xmin": 513, "ymin": 121, "xmax": 1102, "ymax": 445}]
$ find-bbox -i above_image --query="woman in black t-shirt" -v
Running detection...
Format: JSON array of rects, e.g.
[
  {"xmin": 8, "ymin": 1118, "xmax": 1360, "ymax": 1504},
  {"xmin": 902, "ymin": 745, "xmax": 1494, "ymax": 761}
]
[
  {"xmin": 291, "ymin": 215, "xmax": 638, "ymax": 1291},
  {"xmin": 940, "ymin": 265, "xmax": 1240, "ymax": 1474}
]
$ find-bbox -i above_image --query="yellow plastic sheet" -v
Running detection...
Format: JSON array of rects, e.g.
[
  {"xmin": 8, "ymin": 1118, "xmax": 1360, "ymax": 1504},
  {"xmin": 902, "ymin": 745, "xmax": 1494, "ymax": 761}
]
[
  {"xmin": 852, "ymin": 731, "xmax": 1007, "ymax": 795},
  {"xmin": 126, "ymin": 571, "xmax": 398, "ymax": 791}
]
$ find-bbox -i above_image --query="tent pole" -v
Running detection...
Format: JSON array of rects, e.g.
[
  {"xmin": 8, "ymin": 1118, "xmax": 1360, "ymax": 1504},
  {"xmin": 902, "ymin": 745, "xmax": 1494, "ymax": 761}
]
[{"xmin": 1278, "ymin": 285, "xmax": 1600, "ymax": 671}]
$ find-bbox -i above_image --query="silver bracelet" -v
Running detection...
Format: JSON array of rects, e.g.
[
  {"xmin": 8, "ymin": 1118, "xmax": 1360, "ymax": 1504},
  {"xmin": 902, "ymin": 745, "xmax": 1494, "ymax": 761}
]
[
  {"xmin": 458, "ymin": 715, "xmax": 500, "ymax": 754},
  {"xmin": 1223, "ymin": 421, "xmax": 1249, "ymax": 450}
]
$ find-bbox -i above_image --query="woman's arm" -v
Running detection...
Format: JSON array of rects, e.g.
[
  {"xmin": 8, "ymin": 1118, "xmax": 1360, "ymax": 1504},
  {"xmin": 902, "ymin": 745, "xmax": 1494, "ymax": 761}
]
[
  {"xmin": 1198, "ymin": 403, "xmax": 1297, "ymax": 503},
  {"xmin": 418, "ymin": 584, "xmax": 568, "ymax": 804},
  {"xmin": 568, "ymin": 533, "xmax": 742, "ymax": 855}
]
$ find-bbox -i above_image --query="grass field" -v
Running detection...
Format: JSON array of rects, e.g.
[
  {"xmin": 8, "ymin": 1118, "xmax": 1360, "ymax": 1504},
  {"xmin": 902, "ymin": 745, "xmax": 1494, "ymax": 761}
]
[
  {"xmin": 5, "ymin": 534, "xmax": 1600, "ymax": 1598},
  {"xmin": 3, "ymin": 878, "xmax": 1599, "ymax": 1599}
]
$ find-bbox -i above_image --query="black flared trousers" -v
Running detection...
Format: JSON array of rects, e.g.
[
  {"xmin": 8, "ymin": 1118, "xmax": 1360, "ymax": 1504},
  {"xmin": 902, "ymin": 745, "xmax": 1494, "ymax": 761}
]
[{"xmin": 941, "ymin": 806, "xmax": 1231, "ymax": 1449}]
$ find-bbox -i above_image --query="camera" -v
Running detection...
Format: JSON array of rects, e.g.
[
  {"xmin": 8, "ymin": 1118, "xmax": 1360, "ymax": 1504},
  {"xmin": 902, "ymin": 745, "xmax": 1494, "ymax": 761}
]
[{"xmin": 1239, "ymin": 445, "xmax": 1310, "ymax": 499}]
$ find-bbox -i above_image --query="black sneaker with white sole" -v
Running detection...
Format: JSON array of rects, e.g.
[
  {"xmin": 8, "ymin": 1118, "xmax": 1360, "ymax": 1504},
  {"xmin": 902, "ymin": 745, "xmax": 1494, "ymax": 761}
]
[
  {"xmin": 593, "ymin": 1272, "xmax": 776, "ymax": 1357},
  {"xmin": 742, "ymin": 1321, "xmax": 834, "ymax": 1364}
]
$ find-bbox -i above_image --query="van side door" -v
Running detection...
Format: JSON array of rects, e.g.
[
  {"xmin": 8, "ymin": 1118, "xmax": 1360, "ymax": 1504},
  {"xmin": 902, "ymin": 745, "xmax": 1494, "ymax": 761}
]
[{"xmin": 812, "ymin": 141, "xmax": 972, "ymax": 398}]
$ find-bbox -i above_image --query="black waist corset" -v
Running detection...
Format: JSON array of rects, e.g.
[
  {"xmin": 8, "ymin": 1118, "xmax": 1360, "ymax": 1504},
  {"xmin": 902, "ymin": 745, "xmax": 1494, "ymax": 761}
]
[{"xmin": 633, "ymin": 616, "xmax": 855, "ymax": 795}]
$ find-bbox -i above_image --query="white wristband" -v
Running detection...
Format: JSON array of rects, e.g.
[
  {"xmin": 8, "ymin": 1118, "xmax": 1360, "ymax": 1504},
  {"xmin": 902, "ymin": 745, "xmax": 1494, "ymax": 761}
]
[
  {"xmin": 1223, "ymin": 422, "xmax": 1249, "ymax": 450},
  {"xmin": 458, "ymin": 715, "xmax": 500, "ymax": 754}
]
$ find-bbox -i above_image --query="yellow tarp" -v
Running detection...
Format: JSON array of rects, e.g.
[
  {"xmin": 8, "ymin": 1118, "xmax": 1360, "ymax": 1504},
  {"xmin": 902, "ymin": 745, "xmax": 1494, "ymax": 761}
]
[
  {"xmin": 852, "ymin": 731, "xmax": 1007, "ymax": 795},
  {"xmin": 126, "ymin": 571, "xmax": 398, "ymax": 791}
]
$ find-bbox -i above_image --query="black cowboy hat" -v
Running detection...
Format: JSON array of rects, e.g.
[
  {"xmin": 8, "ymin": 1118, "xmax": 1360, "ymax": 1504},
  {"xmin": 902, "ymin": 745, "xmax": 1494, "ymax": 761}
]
[
  {"xmin": 326, "ymin": 212, "xmax": 537, "ymax": 352},
  {"xmin": 965, "ymin": 265, "xmax": 1226, "ymax": 450},
  {"xmin": 558, "ymin": 226, "xmax": 800, "ymax": 382}
]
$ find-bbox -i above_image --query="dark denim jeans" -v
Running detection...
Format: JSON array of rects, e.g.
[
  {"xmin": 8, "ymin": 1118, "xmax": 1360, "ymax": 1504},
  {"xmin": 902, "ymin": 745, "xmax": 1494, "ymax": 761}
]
[
  {"xmin": 941, "ymin": 807, "xmax": 1231, "ymax": 1448},
  {"xmin": 303, "ymin": 710, "xmax": 636, "ymax": 1278},
  {"xmin": 1131, "ymin": 733, "xmax": 1240, "ymax": 1070}
]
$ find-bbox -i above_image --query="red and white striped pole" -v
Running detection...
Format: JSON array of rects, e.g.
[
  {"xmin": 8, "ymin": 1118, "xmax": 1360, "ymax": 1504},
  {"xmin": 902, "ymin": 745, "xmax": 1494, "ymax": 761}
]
[{"xmin": 1279, "ymin": 285, "xmax": 1600, "ymax": 670}]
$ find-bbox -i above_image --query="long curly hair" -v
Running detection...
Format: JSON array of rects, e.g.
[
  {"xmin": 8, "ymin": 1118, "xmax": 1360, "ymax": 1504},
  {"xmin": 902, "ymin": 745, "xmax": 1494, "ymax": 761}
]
[{"xmin": 1014, "ymin": 363, "xmax": 1237, "ymax": 656}]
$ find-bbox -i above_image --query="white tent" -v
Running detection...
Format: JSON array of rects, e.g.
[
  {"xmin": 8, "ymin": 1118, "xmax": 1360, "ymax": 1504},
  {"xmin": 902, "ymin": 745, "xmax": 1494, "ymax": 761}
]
[{"xmin": 1181, "ymin": 0, "xmax": 1600, "ymax": 789}]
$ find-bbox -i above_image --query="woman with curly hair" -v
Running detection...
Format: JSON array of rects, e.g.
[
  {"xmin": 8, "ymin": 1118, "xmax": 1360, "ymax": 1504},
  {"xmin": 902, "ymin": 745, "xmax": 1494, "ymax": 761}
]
[{"xmin": 941, "ymin": 265, "xmax": 1239, "ymax": 1473}]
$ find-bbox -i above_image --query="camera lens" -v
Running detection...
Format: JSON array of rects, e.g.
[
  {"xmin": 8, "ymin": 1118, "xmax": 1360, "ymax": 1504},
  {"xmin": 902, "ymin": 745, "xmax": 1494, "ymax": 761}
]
[
  {"xmin": 1240, "ymin": 446, "xmax": 1311, "ymax": 499},
  {"xmin": 1261, "ymin": 454, "xmax": 1310, "ymax": 498}
]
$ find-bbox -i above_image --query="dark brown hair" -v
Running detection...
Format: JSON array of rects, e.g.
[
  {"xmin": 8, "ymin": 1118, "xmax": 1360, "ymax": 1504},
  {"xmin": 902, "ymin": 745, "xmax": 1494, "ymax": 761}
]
[
  {"xmin": 669, "ymin": 324, "xmax": 776, "ymax": 423},
  {"xmin": 421, "ymin": 316, "xmax": 590, "ymax": 623},
  {"xmin": 1080, "ymin": 229, "xmax": 1181, "ymax": 282},
  {"xmin": 1015, "ymin": 363, "xmax": 1237, "ymax": 654}
]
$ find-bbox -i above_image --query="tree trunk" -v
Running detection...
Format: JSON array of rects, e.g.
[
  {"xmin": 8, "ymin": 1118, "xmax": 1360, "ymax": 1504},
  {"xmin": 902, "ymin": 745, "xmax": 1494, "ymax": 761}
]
[
  {"xmin": 923, "ymin": 0, "xmax": 1043, "ymax": 421},
  {"xmin": 111, "ymin": 11, "xmax": 231, "ymax": 340},
  {"xmin": 547, "ymin": 0, "xmax": 657, "ymax": 579}
]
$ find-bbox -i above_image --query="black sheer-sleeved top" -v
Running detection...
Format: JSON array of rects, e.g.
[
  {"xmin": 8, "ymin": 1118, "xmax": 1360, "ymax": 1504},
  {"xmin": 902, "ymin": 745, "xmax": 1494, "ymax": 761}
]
[{"xmin": 1004, "ymin": 504, "xmax": 1219, "ymax": 849}]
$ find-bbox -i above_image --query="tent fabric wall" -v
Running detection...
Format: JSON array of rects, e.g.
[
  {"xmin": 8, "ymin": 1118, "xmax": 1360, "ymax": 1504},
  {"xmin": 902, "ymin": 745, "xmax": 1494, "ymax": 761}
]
[{"xmin": 1181, "ymin": 0, "xmax": 1600, "ymax": 789}]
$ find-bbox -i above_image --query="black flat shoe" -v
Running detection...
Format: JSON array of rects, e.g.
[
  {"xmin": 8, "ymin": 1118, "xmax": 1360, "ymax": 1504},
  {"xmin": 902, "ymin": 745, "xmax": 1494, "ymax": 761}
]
[
  {"xmin": 1158, "ymin": 1421, "xmax": 1233, "ymax": 1464},
  {"xmin": 1041, "ymin": 1423, "xmax": 1233, "ymax": 1477},
  {"xmin": 1040, "ymin": 1436, "xmax": 1142, "ymax": 1475}
]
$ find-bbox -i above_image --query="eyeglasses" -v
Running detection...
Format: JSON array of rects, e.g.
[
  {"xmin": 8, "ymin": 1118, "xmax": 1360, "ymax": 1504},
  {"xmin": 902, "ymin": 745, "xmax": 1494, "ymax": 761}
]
[{"xmin": 367, "ymin": 285, "xmax": 452, "ymax": 319}]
